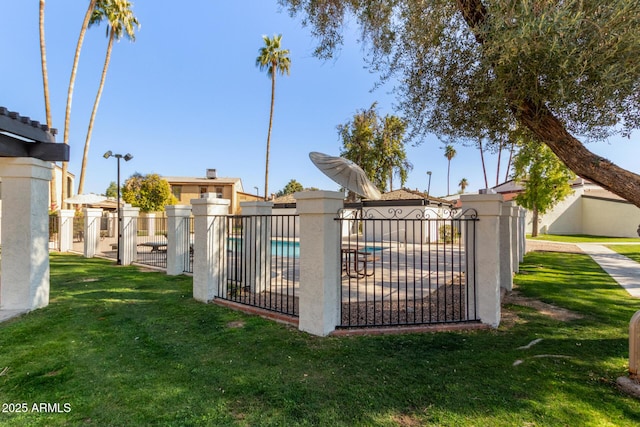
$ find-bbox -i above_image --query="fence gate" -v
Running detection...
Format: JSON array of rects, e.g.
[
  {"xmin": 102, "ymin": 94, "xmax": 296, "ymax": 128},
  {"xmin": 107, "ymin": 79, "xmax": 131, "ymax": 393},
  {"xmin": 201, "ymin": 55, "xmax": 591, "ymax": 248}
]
[
  {"xmin": 213, "ymin": 214, "xmax": 299, "ymax": 317},
  {"xmin": 338, "ymin": 206, "xmax": 478, "ymax": 328}
]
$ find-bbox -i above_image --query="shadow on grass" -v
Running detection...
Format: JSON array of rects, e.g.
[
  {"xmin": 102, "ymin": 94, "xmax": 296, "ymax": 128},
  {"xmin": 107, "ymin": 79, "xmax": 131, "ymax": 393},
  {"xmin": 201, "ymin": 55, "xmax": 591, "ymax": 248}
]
[{"xmin": 1, "ymin": 252, "xmax": 640, "ymax": 425}]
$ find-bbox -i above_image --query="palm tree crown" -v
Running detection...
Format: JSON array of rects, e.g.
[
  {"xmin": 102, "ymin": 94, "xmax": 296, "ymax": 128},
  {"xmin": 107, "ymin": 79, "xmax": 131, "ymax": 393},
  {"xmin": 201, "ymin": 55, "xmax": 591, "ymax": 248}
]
[
  {"xmin": 256, "ymin": 34, "xmax": 290, "ymax": 199},
  {"xmin": 444, "ymin": 144, "xmax": 457, "ymax": 195}
]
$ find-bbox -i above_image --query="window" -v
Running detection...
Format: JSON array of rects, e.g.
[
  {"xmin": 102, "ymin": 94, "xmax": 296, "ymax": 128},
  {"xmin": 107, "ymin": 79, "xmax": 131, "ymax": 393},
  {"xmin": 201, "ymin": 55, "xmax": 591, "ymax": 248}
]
[
  {"xmin": 215, "ymin": 186, "xmax": 224, "ymax": 198},
  {"xmin": 172, "ymin": 185, "xmax": 182, "ymax": 200},
  {"xmin": 199, "ymin": 186, "xmax": 208, "ymax": 194}
]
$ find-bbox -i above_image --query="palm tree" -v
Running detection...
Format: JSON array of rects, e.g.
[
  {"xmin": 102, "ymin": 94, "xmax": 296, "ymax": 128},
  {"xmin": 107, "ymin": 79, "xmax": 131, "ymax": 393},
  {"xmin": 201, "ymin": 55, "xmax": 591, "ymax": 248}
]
[
  {"xmin": 77, "ymin": 0, "xmax": 139, "ymax": 195},
  {"xmin": 444, "ymin": 144, "xmax": 457, "ymax": 195},
  {"xmin": 256, "ymin": 34, "xmax": 290, "ymax": 199},
  {"xmin": 61, "ymin": 0, "xmax": 98, "ymax": 207},
  {"xmin": 458, "ymin": 178, "xmax": 468, "ymax": 194},
  {"xmin": 39, "ymin": 0, "xmax": 57, "ymax": 209}
]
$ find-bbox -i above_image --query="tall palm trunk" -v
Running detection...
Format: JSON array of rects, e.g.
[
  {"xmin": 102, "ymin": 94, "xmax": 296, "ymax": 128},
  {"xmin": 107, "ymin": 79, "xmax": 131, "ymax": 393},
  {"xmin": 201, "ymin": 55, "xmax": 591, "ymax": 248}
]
[
  {"xmin": 78, "ymin": 31, "xmax": 114, "ymax": 195},
  {"xmin": 505, "ymin": 142, "xmax": 514, "ymax": 182},
  {"xmin": 264, "ymin": 64, "xmax": 276, "ymax": 200},
  {"xmin": 446, "ymin": 159, "xmax": 451, "ymax": 195},
  {"xmin": 62, "ymin": 0, "xmax": 97, "ymax": 207},
  {"xmin": 478, "ymin": 139, "xmax": 489, "ymax": 189},
  {"xmin": 39, "ymin": 0, "xmax": 56, "ymax": 209}
]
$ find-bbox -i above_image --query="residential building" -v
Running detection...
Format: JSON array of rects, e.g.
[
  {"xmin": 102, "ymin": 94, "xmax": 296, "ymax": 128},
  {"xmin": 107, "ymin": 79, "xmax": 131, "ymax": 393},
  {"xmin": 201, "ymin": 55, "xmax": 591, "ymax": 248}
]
[{"xmin": 163, "ymin": 169, "xmax": 262, "ymax": 215}]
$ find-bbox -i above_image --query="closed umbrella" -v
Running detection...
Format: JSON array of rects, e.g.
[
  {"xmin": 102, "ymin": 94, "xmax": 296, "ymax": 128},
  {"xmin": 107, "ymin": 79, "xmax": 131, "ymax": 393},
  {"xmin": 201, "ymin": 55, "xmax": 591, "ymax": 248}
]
[{"xmin": 309, "ymin": 152, "xmax": 381, "ymax": 200}]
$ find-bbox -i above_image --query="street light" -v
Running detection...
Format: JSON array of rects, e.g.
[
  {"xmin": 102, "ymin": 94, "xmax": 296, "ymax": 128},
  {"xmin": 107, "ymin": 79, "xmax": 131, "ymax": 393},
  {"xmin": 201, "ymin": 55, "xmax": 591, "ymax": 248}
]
[
  {"xmin": 104, "ymin": 151, "xmax": 133, "ymax": 265},
  {"xmin": 426, "ymin": 171, "xmax": 432, "ymax": 198},
  {"xmin": 254, "ymin": 186, "xmax": 259, "ymax": 196}
]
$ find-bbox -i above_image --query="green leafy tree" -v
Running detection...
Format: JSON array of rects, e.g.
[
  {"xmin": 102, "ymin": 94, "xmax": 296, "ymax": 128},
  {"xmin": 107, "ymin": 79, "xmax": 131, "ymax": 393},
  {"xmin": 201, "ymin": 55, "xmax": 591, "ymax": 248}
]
[
  {"xmin": 276, "ymin": 179, "xmax": 304, "ymax": 197},
  {"xmin": 256, "ymin": 34, "xmax": 291, "ymax": 200},
  {"xmin": 105, "ymin": 181, "xmax": 117, "ymax": 198},
  {"xmin": 77, "ymin": 0, "xmax": 139, "ymax": 195},
  {"xmin": 443, "ymin": 145, "xmax": 456, "ymax": 196},
  {"xmin": 122, "ymin": 173, "xmax": 177, "ymax": 212},
  {"xmin": 280, "ymin": 0, "xmax": 640, "ymax": 207},
  {"xmin": 513, "ymin": 141, "xmax": 575, "ymax": 237},
  {"xmin": 339, "ymin": 103, "xmax": 411, "ymax": 196}
]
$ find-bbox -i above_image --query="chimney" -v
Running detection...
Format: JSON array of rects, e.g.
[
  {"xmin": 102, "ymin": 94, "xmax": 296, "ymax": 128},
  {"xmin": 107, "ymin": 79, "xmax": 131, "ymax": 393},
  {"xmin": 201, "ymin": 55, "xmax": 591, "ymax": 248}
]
[{"xmin": 206, "ymin": 169, "xmax": 217, "ymax": 179}]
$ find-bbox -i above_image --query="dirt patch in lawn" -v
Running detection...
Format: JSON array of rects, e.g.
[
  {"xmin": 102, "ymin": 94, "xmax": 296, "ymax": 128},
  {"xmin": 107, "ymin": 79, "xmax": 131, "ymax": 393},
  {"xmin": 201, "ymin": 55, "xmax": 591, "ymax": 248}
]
[{"xmin": 501, "ymin": 289, "xmax": 583, "ymax": 326}]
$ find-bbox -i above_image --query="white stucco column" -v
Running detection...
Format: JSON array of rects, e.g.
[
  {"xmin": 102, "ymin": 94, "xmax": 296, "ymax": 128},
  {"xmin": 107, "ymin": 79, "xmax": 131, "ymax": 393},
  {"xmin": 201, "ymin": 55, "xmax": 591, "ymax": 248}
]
[
  {"xmin": 166, "ymin": 205, "xmax": 192, "ymax": 276},
  {"xmin": 120, "ymin": 206, "xmax": 140, "ymax": 266},
  {"xmin": 509, "ymin": 204, "xmax": 520, "ymax": 273},
  {"xmin": 83, "ymin": 208, "xmax": 102, "ymax": 258},
  {"xmin": 240, "ymin": 201, "xmax": 273, "ymax": 293},
  {"xmin": 191, "ymin": 196, "xmax": 230, "ymax": 302},
  {"xmin": 519, "ymin": 207, "xmax": 526, "ymax": 261},
  {"xmin": 461, "ymin": 193, "xmax": 503, "ymax": 327},
  {"xmin": 499, "ymin": 201, "xmax": 514, "ymax": 291},
  {"xmin": 58, "ymin": 209, "xmax": 75, "ymax": 252},
  {"xmin": 145, "ymin": 212, "xmax": 156, "ymax": 238},
  {"xmin": 0, "ymin": 158, "xmax": 52, "ymax": 311},
  {"xmin": 295, "ymin": 191, "xmax": 344, "ymax": 336}
]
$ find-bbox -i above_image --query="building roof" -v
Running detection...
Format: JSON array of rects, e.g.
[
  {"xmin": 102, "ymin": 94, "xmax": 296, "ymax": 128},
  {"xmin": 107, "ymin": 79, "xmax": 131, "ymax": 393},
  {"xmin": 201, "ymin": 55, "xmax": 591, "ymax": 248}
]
[
  {"xmin": 272, "ymin": 188, "xmax": 451, "ymax": 207},
  {"xmin": 0, "ymin": 106, "xmax": 68, "ymax": 161}
]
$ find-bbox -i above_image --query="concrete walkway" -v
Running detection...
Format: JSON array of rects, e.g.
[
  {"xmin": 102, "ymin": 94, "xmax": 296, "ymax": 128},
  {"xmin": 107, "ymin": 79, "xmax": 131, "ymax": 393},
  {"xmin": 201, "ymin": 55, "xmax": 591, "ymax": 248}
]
[{"xmin": 577, "ymin": 243, "xmax": 640, "ymax": 298}]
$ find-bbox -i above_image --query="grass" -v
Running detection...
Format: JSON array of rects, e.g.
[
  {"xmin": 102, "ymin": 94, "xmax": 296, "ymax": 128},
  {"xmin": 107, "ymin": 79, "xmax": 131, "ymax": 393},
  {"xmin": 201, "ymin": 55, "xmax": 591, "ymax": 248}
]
[
  {"xmin": 608, "ymin": 245, "xmax": 640, "ymax": 263},
  {"xmin": 1, "ymin": 253, "xmax": 640, "ymax": 426},
  {"xmin": 528, "ymin": 234, "xmax": 640, "ymax": 243}
]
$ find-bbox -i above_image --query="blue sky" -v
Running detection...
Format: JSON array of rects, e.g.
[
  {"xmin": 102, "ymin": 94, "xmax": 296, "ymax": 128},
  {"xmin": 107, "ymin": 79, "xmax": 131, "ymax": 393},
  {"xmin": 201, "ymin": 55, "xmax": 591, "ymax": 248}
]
[{"xmin": 1, "ymin": 1, "xmax": 638, "ymax": 199}]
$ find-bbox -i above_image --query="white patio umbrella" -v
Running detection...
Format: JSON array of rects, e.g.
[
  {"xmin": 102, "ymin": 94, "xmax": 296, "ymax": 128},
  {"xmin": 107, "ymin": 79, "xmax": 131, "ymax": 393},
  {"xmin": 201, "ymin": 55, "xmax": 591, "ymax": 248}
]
[
  {"xmin": 309, "ymin": 151, "xmax": 382, "ymax": 200},
  {"xmin": 64, "ymin": 193, "xmax": 107, "ymax": 205}
]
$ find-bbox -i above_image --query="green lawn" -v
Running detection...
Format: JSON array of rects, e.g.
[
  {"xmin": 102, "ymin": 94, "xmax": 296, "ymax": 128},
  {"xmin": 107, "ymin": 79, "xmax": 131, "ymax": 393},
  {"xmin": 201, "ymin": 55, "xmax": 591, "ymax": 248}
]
[
  {"xmin": 528, "ymin": 234, "xmax": 640, "ymax": 243},
  {"xmin": 1, "ymin": 253, "xmax": 640, "ymax": 426},
  {"xmin": 608, "ymin": 244, "xmax": 640, "ymax": 263}
]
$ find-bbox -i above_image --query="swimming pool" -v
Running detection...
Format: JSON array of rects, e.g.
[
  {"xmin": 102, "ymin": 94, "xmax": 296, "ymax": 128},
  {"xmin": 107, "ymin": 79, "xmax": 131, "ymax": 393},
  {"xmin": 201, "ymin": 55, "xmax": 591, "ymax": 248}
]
[{"xmin": 229, "ymin": 238, "xmax": 385, "ymax": 259}]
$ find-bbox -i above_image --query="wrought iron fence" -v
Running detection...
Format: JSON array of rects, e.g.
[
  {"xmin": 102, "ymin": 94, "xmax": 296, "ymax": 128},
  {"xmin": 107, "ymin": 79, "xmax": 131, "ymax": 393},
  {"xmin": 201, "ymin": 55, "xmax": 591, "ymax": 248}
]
[
  {"xmin": 337, "ymin": 206, "xmax": 478, "ymax": 328},
  {"xmin": 214, "ymin": 214, "xmax": 299, "ymax": 317},
  {"xmin": 135, "ymin": 215, "xmax": 168, "ymax": 269},
  {"xmin": 183, "ymin": 216, "xmax": 194, "ymax": 273},
  {"xmin": 48, "ymin": 214, "xmax": 60, "ymax": 251}
]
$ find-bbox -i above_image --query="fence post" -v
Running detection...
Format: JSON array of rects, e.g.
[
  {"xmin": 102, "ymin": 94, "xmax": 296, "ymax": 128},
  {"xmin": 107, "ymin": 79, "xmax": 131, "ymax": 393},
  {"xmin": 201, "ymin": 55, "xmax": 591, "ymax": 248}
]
[
  {"xmin": 509, "ymin": 203, "xmax": 521, "ymax": 273},
  {"xmin": 240, "ymin": 201, "xmax": 273, "ymax": 293},
  {"xmin": 120, "ymin": 206, "xmax": 140, "ymax": 265},
  {"xmin": 499, "ymin": 201, "xmax": 514, "ymax": 291},
  {"xmin": 0, "ymin": 158, "xmax": 52, "ymax": 311},
  {"xmin": 295, "ymin": 191, "xmax": 344, "ymax": 336},
  {"xmin": 83, "ymin": 208, "xmax": 102, "ymax": 258},
  {"xmin": 519, "ymin": 207, "xmax": 527, "ymax": 259},
  {"xmin": 191, "ymin": 196, "xmax": 230, "ymax": 303},
  {"xmin": 166, "ymin": 205, "xmax": 192, "ymax": 275},
  {"xmin": 461, "ymin": 194, "xmax": 503, "ymax": 327},
  {"xmin": 59, "ymin": 209, "xmax": 75, "ymax": 252}
]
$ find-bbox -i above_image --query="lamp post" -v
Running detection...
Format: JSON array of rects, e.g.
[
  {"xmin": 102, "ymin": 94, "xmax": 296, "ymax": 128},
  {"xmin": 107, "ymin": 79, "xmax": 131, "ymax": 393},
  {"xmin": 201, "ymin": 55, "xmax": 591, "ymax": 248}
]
[
  {"xmin": 426, "ymin": 171, "xmax": 432, "ymax": 197},
  {"xmin": 104, "ymin": 151, "xmax": 133, "ymax": 265},
  {"xmin": 254, "ymin": 186, "xmax": 259, "ymax": 197}
]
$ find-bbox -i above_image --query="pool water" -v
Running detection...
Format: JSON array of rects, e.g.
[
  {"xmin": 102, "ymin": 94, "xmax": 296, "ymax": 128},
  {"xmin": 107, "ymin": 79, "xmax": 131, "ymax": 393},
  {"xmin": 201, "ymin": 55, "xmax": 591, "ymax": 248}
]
[{"xmin": 229, "ymin": 237, "xmax": 384, "ymax": 259}]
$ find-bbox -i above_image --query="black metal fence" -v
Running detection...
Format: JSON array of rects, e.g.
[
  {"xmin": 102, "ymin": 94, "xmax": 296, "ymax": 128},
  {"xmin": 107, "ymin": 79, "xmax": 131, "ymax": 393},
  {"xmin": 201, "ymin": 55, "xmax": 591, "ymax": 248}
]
[
  {"xmin": 214, "ymin": 214, "xmax": 299, "ymax": 317},
  {"xmin": 183, "ymin": 216, "xmax": 194, "ymax": 273},
  {"xmin": 135, "ymin": 215, "xmax": 168, "ymax": 269},
  {"xmin": 48, "ymin": 214, "xmax": 60, "ymax": 251},
  {"xmin": 338, "ymin": 206, "xmax": 478, "ymax": 328}
]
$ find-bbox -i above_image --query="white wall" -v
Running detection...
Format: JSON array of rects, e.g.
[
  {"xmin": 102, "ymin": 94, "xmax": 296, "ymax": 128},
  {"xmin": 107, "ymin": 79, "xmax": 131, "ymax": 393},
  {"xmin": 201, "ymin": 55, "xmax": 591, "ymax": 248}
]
[{"xmin": 582, "ymin": 197, "xmax": 640, "ymax": 238}]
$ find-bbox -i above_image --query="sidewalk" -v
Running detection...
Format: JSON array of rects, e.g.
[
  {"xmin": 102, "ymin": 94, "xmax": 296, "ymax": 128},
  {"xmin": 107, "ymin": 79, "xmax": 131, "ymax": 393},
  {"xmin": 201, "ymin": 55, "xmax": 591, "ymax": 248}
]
[{"xmin": 576, "ymin": 244, "xmax": 640, "ymax": 298}]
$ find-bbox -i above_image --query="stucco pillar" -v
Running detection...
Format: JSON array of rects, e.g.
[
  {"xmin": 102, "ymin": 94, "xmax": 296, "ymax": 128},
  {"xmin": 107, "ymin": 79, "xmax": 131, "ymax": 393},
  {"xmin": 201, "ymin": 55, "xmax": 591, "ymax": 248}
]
[
  {"xmin": 519, "ymin": 207, "xmax": 526, "ymax": 259},
  {"xmin": 166, "ymin": 205, "xmax": 192, "ymax": 276},
  {"xmin": 240, "ymin": 201, "xmax": 273, "ymax": 293},
  {"xmin": 120, "ymin": 206, "xmax": 140, "ymax": 266},
  {"xmin": 295, "ymin": 191, "xmax": 344, "ymax": 336},
  {"xmin": 461, "ymin": 193, "xmax": 503, "ymax": 327},
  {"xmin": 509, "ymin": 204, "xmax": 520, "ymax": 273},
  {"xmin": 82, "ymin": 208, "xmax": 102, "ymax": 258},
  {"xmin": 58, "ymin": 210, "xmax": 74, "ymax": 252},
  {"xmin": 191, "ymin": 196, "xmax": 230, "ymax": 302},
  {"xmin": 145, "ymin": 212, "xmax": 156, "ymax": 238},
  {"xmin": 0, "ymin": 158, "xmax": 52, "ymax": 311},
  {"xmin": 499, "ymin": 201, "xmax": 514, "ymax": 291}
]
